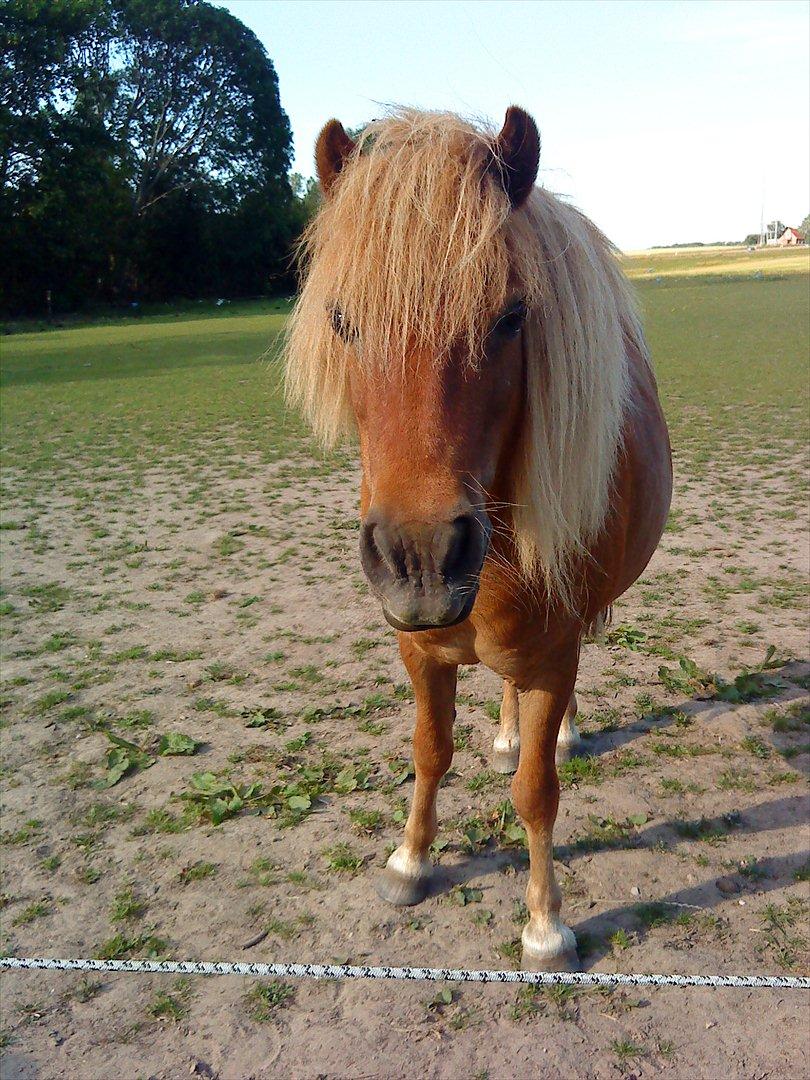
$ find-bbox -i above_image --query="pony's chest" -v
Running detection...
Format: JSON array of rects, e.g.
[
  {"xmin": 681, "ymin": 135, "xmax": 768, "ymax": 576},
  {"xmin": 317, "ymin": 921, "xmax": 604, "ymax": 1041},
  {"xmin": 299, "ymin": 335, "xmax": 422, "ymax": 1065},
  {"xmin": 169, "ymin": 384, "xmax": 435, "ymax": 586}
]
[
  {"xmin": 411, "ymin": 598, "xmax": 541, "ymax": 678},
  {"xmin": 412, "ymin": 621, "xmax": 481, "ymax": 668}
]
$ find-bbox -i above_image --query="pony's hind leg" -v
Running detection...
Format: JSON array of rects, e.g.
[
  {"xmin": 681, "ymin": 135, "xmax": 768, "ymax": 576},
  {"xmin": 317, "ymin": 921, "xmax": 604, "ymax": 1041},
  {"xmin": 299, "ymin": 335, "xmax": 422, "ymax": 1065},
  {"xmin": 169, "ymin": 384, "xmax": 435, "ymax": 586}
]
[
  {"xmin": 492, "ymin": 680, "xmax": 520, "ymax": 773},
  {"xmin": 512, "ymin": 658, "xmax": 579, "ymax": 972},
  {"xmin": 555, "ymin": 693, "xmax": 582, "ymax": 765},
  {"xmin": 376, "ymin": 635, "xmax": 457, "ymax": 907}
]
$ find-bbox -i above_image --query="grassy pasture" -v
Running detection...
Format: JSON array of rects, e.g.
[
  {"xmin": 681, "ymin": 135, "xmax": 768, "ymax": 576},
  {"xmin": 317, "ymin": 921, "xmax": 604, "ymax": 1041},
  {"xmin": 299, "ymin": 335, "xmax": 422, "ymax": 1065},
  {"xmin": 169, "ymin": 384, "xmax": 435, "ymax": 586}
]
[
  {"xmin": 0, "ymin": 246, "xmax": 808, "ymax": 1076},
  {"xmin": 2, "ymin": 246, "xmax": 807, "ymax": 475},
  {"xmin": 622, "ymin": 243, "xmax": 809, "ymax": 280},
  {"xmin": 1, "ymin": 299, "xmax": 301, "ymax": 477}
]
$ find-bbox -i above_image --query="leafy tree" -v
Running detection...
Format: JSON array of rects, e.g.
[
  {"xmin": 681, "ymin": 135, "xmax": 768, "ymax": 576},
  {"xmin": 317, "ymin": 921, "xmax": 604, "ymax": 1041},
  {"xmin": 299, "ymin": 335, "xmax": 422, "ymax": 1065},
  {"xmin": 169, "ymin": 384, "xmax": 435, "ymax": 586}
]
[
  {"xmin": 291, "ymin": 173, "xmax": 322, "ymax": 222},
  {"xmin": 0, "ymin": 0, "xmax": 305, "ymax": 315},
  {"xmin": 0, "ymin": 0, "xmax": 128, "ymax": 311},
  {"xmin": 799, "ymin": 214, "xmax": 809, "ymax": 240},
  {"xmin": 107, "ymin": 0, "xmax": 293, "ymax": 215},
  {"xmin": 0, "ymin": 0, "xmax": 110, "ymax": 190}
]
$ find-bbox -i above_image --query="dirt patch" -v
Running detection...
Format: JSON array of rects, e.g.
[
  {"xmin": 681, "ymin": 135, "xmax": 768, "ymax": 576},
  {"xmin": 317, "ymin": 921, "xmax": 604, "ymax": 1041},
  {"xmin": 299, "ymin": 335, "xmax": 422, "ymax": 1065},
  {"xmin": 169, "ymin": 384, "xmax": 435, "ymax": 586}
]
[{"xmin": 1, "ymin": 446, "xmax": 807, "ymax": 1079}]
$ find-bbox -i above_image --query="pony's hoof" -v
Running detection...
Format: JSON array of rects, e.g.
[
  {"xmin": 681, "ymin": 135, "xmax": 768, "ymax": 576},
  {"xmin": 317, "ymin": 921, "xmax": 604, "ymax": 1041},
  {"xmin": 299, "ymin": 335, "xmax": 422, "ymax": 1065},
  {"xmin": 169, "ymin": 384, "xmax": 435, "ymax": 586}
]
[
  {"xmin": 376, "ymin": 867, "xmax": 430, "ymax": 907},
  {"xmin": 521, "ymin": 946, "xmax": 580, "ymax": 973},
  {"xmin": 555, "ymin": 737, "xmax": 583, "ymax": 767},
  {"xmin": 521, "ymin": 921, "xmax": 579, "ymax": 972},
  {"xmin": 376, "ymin": 846, "xmax": 431, "ymax": 907},
  {"xmin": 492, "ymin": 746, "xmax": 520, "ymax": 774}
]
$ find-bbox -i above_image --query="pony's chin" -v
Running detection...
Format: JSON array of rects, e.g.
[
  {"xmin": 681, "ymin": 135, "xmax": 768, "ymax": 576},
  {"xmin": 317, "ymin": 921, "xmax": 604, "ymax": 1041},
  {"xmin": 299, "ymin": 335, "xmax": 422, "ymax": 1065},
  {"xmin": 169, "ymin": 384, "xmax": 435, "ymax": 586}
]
[{"xmin": 381, "ymin": 594, "xmax": 476, "ymax": 633}]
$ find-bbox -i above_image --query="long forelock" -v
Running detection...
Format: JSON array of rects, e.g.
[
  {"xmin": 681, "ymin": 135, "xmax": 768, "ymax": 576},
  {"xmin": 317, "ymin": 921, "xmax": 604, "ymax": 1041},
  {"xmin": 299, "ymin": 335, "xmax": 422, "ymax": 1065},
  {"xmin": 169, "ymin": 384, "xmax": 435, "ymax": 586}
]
[
  {"xmin": 285, "ymin": 108, "xmax": 644, "ymax": 611},
  {"xmin": 291, "ymin": 111, "xmax": 538, "ymax": 371}
]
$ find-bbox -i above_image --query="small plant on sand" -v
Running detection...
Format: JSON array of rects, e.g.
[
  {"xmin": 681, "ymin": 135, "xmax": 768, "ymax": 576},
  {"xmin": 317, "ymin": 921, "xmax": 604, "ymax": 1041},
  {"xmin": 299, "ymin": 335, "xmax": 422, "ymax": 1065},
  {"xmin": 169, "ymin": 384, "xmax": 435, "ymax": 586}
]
[
  {"xmin": 98, "ymin": 732, "xmax": 155, "ymax": 787},
  {"xmin": 611, "ymin": 1039, "xmax": 645, "ymax": 1070},
  {"xmin": 95, "ymin": 932, "xmax": 168, "ymax": 960},
  {"xmin": 509, "ymin": 985, "xmax": 544, "ymax": 1020},
  {"xmin": 658, "ymin": 648, "xmax": 786, "ymax": 704},
  {"xmin": 12, "ymin": 899, "xmax": 52, "ymax": 926},
  {"xmin": 246, "ymin": 980, "xmax": 294, "ymax": 1020},
  {"xmin": 110, "ymin": 884, "xmax": 146, "ymax": 922},
  {"xmin": 74, "ymin": 977, "xmax": 102, "ymax": 1002},
  {"xmin": 178, "ymin": 771, "xmax": 313, "ymax": 826},
  {"xmin": 148, "ymin": 978, "xmax": 192, "ymax": 1022},
  {"xmin": 758, "ymin": 896, "xmax": 809, "ymax": 970},
  {"xmin": 348, "ymin": 808, "xmax": 383, "ymax": 834},
  {"xmin": 179, "ymin": 861, "xmax": 218, "ymax": 884},
  {"xmin": 634, "ymin": 902, "xmax": 677, "ymax": 930},
  {"xmin": 610, "ymin": 928, "xmax": 633, "ymax": 952},
  {"xmin": 322, "ymin": 842, "xmax": 364, "ymax": 874}
]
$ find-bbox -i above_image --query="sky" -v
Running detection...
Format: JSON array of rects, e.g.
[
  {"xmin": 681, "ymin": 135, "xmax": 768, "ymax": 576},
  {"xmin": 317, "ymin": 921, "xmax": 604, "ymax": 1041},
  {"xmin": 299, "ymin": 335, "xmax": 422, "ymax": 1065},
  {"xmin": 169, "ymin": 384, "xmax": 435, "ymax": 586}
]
[{"xmin": 220, "ymin": 0, "xmax": 809, "ymax": 250}]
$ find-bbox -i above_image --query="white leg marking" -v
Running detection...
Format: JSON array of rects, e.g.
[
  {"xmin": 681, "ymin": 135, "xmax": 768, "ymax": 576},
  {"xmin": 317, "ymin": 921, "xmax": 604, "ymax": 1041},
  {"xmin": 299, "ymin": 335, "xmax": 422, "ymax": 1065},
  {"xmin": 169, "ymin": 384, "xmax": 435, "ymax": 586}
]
[
  {"xmin": 386, "ymin": 844, "xmax": 431, "ymax": 881},
  {"xmin": 493, "ymin": 733, "xmax": 520, "ymax": 754},
  {"xmin": 494, "ymin": 681, "xmax": 521, "ymax": 771},
  {"xmin": 521, "ymin": 917, "xmax": 578, "ymax": 966},
  {"xmin": 555, "ymin": 694, "xmax": 582, "ymax": 763}
]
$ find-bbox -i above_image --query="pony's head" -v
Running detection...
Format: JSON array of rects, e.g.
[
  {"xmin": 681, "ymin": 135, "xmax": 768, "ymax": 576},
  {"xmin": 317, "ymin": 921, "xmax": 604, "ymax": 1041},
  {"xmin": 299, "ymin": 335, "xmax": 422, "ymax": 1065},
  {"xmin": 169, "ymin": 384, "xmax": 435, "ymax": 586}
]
[{"xmin": 286, "ymin": 108, "xmax": 638, "ymax": 629}]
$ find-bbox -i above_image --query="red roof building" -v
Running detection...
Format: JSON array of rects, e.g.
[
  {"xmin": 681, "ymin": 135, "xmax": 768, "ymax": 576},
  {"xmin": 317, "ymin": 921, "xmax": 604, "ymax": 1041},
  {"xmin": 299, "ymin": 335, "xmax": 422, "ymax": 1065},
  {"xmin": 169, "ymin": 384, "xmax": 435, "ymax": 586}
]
[{"xmin": 778, "ymin": 227, "xmax": 805, "ymax": 246}]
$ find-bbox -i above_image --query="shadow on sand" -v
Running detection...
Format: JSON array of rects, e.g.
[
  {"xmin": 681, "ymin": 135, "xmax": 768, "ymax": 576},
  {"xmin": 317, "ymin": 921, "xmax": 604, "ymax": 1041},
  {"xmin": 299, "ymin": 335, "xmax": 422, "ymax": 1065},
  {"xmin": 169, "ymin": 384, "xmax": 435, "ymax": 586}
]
[{"xmin": 422, "ymin": 663, "xmax": 809, "ymax": 969}]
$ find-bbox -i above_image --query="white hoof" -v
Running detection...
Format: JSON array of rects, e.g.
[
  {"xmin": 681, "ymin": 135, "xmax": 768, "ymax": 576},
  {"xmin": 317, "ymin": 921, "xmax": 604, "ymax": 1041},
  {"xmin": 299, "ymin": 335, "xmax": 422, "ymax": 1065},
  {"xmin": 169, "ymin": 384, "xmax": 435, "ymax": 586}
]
[
  {"xmin": 493, "ymin": 735, "xmax": 520, "ymax": 774},
  {"xmin": 555, "ymin": 727, "xmax": 582, "ymax": 766},
  {"xmin": 386, "ymin": 844, "xmax": 431, "ymax": 879},
  {"xmin": 521, "ymin": 919, "xmax": 579, "ymax": 972},
  {"xmin": 377, "ymin": 845, "xmax": 432, "ymax": 906}
]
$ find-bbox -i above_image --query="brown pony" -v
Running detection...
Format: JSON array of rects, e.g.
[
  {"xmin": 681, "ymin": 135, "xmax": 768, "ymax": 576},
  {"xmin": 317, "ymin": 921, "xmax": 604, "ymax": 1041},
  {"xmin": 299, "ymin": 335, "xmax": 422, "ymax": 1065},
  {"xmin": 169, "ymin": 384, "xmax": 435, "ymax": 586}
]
[{"xmin": 286, "ymin": 107, "xmax": 672, "ymax": 971}]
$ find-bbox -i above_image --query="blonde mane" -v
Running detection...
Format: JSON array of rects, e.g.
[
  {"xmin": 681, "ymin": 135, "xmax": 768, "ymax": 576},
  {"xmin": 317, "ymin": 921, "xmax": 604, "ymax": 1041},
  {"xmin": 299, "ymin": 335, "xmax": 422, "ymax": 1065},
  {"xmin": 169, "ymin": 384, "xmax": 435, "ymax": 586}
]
[{"xmin": 285, "ymin": 108, "xmax": 647, "ymax": 606}]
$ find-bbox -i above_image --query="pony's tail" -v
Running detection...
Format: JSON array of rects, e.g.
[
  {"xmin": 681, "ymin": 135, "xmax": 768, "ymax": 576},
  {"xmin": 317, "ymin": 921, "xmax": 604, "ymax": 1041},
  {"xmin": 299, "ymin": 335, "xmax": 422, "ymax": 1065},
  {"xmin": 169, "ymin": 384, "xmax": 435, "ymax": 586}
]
[{"xmin": 584, "ymin": 605, "xmax": 612, "ymax": 645}]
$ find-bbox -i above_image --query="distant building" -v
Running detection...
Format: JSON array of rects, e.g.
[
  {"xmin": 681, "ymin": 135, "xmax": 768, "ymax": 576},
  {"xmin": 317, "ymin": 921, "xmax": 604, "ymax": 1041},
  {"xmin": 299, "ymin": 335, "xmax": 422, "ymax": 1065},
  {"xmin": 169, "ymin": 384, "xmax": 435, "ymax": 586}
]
[{"xmin": 778, "ymin": 227, "xmax": 805, "ymax": 246}]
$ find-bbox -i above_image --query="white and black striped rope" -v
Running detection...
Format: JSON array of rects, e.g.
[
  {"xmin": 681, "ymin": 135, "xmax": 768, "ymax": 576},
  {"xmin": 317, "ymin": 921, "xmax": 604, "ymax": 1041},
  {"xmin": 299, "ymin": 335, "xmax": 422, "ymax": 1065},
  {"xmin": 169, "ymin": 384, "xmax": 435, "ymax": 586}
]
[{"xmin": 1, "ymin": 956, "xmax": 807, "ymax": 989}]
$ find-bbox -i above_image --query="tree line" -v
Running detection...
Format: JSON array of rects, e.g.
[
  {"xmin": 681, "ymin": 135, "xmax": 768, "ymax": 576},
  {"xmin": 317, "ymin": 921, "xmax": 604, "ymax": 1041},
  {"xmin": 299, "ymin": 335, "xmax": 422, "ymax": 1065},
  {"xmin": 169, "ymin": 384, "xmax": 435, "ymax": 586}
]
[{"xmin": 0, "ymin": 0, "xmax": 319, "ymax": 317}]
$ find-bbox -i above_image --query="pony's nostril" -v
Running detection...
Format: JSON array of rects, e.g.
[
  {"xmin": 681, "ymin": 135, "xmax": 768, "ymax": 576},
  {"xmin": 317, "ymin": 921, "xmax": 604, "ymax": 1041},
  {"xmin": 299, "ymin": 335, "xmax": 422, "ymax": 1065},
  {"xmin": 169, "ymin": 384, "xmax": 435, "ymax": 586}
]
[
  {"xmin": 432, "ymin": 513, "xmax": 488, "ymax": 582},
  {"xmin": 442, "ymin": 516, "xmax": 473, "ymax": 579},
  {"xmin": 371, "ymin": 523, "xmax": 404, "ymax": 577},
  {"xmin": 360, "ymin": 518, "xmax": 405, "ymax": 582}
]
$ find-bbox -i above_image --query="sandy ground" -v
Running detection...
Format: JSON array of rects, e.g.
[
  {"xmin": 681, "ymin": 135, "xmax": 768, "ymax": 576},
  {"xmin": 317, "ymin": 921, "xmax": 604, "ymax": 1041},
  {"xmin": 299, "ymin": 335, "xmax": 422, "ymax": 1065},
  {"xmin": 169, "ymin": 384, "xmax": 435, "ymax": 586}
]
[{"xmin": 0, "ymin": 443, "xmax": 808, "ymax": 1079}]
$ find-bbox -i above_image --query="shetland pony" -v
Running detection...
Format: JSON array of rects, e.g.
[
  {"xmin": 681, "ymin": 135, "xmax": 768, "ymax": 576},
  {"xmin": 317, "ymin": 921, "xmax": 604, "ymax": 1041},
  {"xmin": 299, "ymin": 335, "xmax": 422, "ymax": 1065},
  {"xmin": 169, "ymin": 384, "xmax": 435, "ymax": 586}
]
[{"xmin": 286, "ymin": 107, "xmax": 672, "ymax": 970}]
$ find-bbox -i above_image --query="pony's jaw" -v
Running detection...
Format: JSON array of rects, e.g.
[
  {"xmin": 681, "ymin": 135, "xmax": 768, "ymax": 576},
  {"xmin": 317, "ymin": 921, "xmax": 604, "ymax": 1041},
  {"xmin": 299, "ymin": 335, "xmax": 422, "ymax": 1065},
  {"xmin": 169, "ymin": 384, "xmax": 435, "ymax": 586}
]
[{"xmin": 381, "ymin": 593, "xmax": 477, "ymax": 633}]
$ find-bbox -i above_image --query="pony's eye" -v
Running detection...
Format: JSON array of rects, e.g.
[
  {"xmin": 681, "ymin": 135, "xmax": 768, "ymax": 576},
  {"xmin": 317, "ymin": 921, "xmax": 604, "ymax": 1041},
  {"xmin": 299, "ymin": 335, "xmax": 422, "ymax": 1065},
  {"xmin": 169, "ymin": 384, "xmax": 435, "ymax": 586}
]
[
  {"xmin": 492, "ymin": 300, "xmax": 528, "ymax": 339},
  {"xmin": 330, "ymin": 305, "xmax": 356, "ymax": 342}
]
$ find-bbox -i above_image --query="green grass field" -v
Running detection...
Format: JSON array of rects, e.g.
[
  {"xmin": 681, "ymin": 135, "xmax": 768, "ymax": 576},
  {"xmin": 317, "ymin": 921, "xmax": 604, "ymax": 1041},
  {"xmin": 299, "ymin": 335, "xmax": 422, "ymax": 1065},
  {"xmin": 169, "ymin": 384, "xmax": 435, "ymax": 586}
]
[
  {"xmin": 622, "ymin": 244, "xmax": 809, "ymax": 280},
  {"xmin": 2, "ymin": 246, "xmax": 807, "ymax": 485},
  {"xmin": 0, "ymin": 298, "xmax": 301, "ymax": 480}
]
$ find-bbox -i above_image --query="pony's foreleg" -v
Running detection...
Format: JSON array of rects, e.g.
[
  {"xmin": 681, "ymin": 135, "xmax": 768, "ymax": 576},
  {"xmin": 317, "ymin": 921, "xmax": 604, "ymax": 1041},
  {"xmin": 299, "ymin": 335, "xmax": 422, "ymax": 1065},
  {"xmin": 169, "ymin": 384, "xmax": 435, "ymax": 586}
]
[
  {"xmin": 555, "ymin": 692, "xmax": 582, "ymax": 765},
  {"xmin": 512, "ymin": 659, "xmax": 579, "ymax": 971},
  {"xmin": 376, "ymin": 635, "xmax": 457, "ymax": 907},
  {"xmin": 492, "ymin": 680, "xmax": 520, "ymax": 773}
]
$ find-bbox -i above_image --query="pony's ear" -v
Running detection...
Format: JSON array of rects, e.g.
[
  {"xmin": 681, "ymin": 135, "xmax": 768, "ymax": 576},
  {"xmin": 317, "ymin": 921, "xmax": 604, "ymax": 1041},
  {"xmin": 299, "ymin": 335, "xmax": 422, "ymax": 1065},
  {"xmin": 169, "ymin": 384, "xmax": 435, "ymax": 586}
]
[
  {"xmin": 491, "ymin": 106, "xmax": 540, "ymax": 209},
  {"xmin": 315, "ymin": 119, "xmax": 357, "ymax": 199}
]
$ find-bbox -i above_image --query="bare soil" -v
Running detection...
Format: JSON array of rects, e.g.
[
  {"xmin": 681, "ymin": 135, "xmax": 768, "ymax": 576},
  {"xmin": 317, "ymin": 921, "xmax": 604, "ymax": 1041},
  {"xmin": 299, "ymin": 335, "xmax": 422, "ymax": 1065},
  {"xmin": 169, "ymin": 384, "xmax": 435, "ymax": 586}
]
[{"xmin": 1, "ymin": 446, "xmax": 808, "ymax": 1080}]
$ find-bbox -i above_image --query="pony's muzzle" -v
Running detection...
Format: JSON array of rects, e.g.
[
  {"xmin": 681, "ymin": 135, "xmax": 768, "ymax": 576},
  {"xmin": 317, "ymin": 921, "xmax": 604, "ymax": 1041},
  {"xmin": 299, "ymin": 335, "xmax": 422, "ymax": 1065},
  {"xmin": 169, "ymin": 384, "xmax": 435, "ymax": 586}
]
[{"xmin": 359, "ymin": 509, "xmax": 491, "ymax": 631}]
